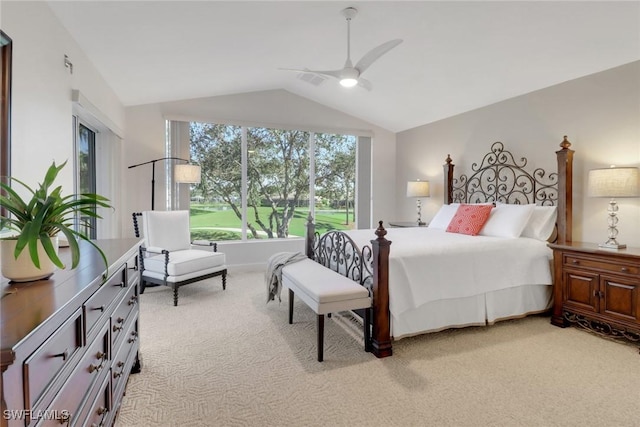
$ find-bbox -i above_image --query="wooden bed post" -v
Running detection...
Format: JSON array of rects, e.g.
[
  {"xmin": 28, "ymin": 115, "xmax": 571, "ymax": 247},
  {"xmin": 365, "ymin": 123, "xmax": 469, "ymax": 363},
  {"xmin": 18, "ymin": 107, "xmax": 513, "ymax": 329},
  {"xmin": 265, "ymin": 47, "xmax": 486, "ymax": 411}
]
[
  {"xmin": 370, "ymin": 221, "xmax": 392, "ymax": 358},
  {"xmin": 305, "ymin": 213, "xmax": 315, "ymax": 260},
  {"xmin": 556, "ymin": 136, "xmax": 574, "ymax": 244},
  {"xmin": 444, "ymin": 154, "xmax": 454, "ymax": 204}
]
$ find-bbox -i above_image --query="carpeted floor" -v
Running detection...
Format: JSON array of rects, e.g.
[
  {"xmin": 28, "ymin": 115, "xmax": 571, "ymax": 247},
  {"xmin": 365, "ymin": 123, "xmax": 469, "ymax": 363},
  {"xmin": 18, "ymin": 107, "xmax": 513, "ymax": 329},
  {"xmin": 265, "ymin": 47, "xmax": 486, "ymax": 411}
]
[{"xmin": 116, "ymin": 270, "xmax": 640, "ymax": 427}]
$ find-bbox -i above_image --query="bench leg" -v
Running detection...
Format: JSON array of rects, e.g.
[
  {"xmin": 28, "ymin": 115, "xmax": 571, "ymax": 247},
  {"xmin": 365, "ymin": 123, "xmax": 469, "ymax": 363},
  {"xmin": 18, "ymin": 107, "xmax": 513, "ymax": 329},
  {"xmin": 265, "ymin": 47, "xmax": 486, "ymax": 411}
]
[
  {"xmin": 317, "ymin": 314, "xmax": 324, "ymax": 362},
  {"xmin": 288, "ymin": 288, "xmax": 294, "ymax": 324},
  {"xmin": 364, "ymin": 307, "xmax": 372, "ymax": 353}
]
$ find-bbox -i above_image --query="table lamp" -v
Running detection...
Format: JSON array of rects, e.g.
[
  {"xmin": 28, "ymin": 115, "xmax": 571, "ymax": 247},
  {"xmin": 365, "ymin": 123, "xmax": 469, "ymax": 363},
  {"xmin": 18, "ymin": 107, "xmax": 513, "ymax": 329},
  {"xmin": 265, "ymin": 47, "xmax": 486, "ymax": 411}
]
[
  {"xmin": 407, "ymin": 180, "xmax": 430, "ymax": 225},
  {"xmin": 588, "ymin": 166, "xmax": 639, "ymax": 249}
]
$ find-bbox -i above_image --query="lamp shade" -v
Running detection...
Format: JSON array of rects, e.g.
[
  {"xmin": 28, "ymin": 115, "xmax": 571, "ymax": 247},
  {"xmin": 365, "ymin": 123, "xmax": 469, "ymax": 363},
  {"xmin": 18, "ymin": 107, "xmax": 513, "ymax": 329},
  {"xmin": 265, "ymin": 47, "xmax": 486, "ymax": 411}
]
[
  {"xmin": 588, "ymin": 167, "xmax": 639, "ymax": 198},
  {"xmin": 406, "ymin": 180, "xmax": 430, "ymax": 198},
  {"xmin": 174, "ymin": 164, "xmax": 201, "ymax": 184}
]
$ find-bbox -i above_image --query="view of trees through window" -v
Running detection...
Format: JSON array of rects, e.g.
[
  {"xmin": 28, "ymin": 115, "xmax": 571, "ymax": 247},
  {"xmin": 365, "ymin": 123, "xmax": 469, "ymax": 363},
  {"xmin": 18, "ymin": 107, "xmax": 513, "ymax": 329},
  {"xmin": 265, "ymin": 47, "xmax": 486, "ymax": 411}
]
[{"xmin": 186, "ymin": 122, "xmax": 356, "ymax": 241}]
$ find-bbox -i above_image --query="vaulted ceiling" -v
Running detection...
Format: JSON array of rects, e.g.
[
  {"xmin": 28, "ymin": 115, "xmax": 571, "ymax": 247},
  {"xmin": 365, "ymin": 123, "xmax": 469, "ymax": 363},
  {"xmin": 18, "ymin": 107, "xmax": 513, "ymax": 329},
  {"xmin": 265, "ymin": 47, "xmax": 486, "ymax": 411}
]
[{"xmin": 47, "ymin": 1, "xmax": 640, "ymax": 132}]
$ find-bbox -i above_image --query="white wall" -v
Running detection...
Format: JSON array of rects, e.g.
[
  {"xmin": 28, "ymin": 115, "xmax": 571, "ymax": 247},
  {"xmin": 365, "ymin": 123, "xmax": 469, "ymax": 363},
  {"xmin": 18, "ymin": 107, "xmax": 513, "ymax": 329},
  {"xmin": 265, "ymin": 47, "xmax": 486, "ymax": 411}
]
[
  {"xmin": 397, "ymin": 61, "xmax": 640, "ymax": 247},
  {"xmin": 1, "ymin": 1, "xmax": 125, "ymax": 234},
  {"xmin": 123, "ymin": 89, "xmax": 397, "ymax": 265}
]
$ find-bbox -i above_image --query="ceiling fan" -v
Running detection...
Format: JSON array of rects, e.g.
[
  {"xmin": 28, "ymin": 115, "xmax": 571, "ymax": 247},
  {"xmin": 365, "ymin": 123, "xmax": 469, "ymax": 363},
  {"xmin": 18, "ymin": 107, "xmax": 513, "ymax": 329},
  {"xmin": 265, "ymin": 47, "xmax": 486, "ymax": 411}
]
[{"xmin": 282, "ymin": 7, "xmax": 402, "ymax": 91}]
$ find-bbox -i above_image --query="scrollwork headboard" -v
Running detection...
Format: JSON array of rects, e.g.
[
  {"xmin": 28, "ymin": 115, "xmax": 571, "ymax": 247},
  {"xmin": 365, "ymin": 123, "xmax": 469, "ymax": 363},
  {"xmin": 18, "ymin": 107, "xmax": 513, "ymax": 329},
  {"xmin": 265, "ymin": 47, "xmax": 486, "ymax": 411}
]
[{"xmin": 443, "ymin": 136, "xmax": 574, "ymax": 243}]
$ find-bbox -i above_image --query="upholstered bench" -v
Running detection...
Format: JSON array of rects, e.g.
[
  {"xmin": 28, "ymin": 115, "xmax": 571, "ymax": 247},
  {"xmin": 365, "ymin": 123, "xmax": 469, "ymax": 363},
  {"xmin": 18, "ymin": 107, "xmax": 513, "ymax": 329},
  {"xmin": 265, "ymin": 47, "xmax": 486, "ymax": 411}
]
[{"xmin": 282, "ymin": 258, "xmax": 371, "ymax": 362}]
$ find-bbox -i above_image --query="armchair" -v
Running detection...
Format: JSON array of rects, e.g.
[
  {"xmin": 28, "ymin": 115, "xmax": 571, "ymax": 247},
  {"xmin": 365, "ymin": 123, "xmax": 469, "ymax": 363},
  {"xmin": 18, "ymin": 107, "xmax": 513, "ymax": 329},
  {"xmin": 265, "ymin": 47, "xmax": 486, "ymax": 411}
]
[{"xmin": 132, "ymin": 211, "xmax": 227, "ymax": 306}]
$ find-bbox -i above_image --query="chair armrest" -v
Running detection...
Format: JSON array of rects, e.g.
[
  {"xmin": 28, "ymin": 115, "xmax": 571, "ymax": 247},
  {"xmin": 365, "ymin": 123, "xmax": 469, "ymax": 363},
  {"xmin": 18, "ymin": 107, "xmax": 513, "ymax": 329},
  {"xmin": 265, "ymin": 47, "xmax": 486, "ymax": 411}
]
[
  {"xmin": 191, "ymin": 240, "xmax": 218, "ymax": 252},
  {"xmin": 145, "ymin": 246, "xmax": 168, "ymax": 254}
]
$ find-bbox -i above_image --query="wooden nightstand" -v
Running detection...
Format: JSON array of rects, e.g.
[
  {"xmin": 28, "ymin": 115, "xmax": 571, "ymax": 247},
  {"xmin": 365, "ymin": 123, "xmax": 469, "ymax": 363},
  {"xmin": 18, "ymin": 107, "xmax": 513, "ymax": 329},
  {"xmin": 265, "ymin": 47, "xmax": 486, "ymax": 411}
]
[
  {"xmin": 548, "ymin": 242, "xmax": 640, "ymax": 350},
  {"xmin": 388, "ymin": 222, "xmax": 427, "ymax": 228}
]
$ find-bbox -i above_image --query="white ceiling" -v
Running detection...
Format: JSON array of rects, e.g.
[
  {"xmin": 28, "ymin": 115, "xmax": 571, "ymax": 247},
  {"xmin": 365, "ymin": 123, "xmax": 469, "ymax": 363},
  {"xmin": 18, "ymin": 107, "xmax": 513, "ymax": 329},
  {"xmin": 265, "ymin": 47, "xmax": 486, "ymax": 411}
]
[{"xmin": 47, "ymin": 1, "xmax": 640, "ymax": 133}]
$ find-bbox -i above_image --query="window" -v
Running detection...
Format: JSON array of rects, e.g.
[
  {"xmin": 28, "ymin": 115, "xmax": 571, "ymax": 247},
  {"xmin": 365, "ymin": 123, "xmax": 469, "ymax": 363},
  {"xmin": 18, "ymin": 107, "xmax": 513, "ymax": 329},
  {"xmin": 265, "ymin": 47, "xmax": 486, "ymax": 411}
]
[
  {"xmin": 74, "ymin": 118, "xmax": 97, "ymax": 239},
  {"xmin": 177, "ymin": 121, "xmax": 358, "ymax": 241}
]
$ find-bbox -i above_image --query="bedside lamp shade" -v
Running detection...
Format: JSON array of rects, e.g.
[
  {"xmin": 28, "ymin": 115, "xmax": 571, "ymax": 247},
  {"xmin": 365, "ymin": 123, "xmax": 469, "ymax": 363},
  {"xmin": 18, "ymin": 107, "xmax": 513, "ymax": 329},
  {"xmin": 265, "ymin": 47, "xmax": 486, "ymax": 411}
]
[
  {"xmin": 588, "ymin": 166, "xmax": 639, "ymax": 249},
  {"xmin": 406, "ymin": 180, "xmax": 430, "ymax": 198},
  {"xmin": 588, "ymin": 167, "xmax": 639, "ymax": 198},
  {"xmin": 174, "ymin": 164, "xmax": 201, "ymax": 184}
]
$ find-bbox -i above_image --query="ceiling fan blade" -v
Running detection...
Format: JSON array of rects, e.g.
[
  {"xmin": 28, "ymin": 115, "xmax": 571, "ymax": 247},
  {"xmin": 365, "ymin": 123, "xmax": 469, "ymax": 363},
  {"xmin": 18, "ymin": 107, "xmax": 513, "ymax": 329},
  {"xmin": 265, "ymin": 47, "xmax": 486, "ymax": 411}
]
[
  {"xmin": 354, "ymin": 39, "xmax": 403, "ymax": 75},
  {"xmin": 357, "ymin": 77, "xmax": 373, "ymax": 91},
  {"xmin": 279, "ymin": 67, "xmax": 342, "ymax": 79}
]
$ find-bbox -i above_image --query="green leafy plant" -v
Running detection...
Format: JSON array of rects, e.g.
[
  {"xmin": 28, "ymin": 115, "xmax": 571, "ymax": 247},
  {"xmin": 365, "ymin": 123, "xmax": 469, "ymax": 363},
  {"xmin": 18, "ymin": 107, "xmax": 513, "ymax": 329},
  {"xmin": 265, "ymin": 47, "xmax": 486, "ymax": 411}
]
[{"xmin": 0, "ymin": 160, "xmax": 111, "ymax": 271}]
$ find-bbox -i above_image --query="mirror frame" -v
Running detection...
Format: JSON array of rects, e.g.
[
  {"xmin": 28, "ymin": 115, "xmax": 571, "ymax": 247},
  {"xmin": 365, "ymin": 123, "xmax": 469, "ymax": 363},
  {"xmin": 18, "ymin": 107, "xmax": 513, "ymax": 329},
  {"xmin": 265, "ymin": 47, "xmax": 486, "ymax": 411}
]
[{"xmin": 1, "ymin": 30, "xmax": 11, "ymax": 218}]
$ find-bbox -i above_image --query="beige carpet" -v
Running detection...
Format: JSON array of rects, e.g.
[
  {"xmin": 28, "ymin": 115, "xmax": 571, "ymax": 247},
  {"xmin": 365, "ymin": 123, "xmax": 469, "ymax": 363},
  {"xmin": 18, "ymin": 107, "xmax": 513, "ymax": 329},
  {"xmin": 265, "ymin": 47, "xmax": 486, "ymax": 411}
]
[{"xmin": 116, "ymin": 270, "xmax": 640, "ymax": 427}]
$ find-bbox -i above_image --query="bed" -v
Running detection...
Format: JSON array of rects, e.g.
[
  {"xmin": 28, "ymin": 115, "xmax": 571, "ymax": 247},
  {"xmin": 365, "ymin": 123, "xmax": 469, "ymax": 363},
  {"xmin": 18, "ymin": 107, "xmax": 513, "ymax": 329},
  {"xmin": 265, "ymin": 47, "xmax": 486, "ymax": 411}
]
[{"xmin": 304, "ymin": 137, "xmax": 575, "ymax": 358}]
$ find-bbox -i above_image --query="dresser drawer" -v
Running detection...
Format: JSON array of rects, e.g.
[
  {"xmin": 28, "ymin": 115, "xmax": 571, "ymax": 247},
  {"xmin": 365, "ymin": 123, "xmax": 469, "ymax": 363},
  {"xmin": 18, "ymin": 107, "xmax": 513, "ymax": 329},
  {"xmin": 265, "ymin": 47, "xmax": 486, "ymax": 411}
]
[
  {"xmin": 563, "ymin": 254, "xmax": 639, "ymax": 276},
  {"xmin": 111, "ymin": 285, "xmax": 138, "ymax": 350},
  {"xmin": 111, "ymin": 318, "xmax": 139, "ymax": 400},
  {"xmin": 37, "ymin": 323, "xmax": 109, "ymax": 426},
  {"xmin": 77, "ymin": 374, "xmax": 111, "ymax": 427},
  {"xmin": 23, "ymin": 308, "xmax": 82, "ymax": 414},
  {"xmin": 126, "ymin": 252, "xmax": 138, "ymax": 286},
  {"xmin": 84, "ymin": 265, "xmax": 127, "ymax": 341}
]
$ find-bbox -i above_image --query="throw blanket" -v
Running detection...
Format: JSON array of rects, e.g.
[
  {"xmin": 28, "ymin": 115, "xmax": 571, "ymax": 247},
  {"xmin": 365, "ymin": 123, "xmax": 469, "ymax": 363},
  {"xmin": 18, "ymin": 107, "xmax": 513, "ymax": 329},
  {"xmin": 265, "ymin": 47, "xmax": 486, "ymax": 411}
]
[{"xmin": 265, "ymin": 251, "xmax": 308, "ymax": 303}]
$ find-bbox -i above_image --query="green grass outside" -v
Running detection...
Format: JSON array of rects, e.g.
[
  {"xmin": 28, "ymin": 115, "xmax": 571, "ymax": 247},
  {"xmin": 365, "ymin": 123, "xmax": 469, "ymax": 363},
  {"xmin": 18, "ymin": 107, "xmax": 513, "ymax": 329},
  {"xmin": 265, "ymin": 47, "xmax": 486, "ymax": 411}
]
[{"xmin": 188, "ymin": 204, "xmax": 355, "ymax": 241}]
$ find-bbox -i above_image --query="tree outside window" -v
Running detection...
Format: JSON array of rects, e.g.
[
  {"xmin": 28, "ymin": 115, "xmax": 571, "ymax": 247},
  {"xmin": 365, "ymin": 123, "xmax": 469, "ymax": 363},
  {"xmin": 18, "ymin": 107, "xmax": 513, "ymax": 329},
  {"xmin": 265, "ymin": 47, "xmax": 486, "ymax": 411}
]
[{"xmin": 184, "ymin": 122, "xmax": 356, "ymax": 240}]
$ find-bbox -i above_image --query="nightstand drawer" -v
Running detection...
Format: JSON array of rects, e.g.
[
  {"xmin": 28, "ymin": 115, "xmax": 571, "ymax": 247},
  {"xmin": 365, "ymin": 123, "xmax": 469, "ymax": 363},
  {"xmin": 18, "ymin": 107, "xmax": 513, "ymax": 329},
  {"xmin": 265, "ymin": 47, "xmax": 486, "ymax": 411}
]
[{"xmin": 563, "ymin": 254, "xmax": 639, "ymax": 276}]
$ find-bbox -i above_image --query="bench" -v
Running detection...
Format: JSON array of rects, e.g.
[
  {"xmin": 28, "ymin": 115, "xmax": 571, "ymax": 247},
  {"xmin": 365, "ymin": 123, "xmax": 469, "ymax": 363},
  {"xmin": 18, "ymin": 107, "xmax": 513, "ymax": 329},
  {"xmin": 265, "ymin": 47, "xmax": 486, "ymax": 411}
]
[{"xmin": 282, "ymin": 258, "xmax": 372, "ymax": 362}]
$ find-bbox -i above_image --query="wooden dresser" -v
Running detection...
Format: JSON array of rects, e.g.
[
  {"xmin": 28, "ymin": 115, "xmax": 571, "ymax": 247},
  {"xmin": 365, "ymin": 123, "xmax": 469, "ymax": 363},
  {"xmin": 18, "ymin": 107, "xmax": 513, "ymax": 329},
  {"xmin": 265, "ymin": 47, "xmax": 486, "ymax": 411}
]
[
  {"xmin": 549, "ymin": 242, "xmax": 640, "ymax": 350},
  {"xmin": 1, "ymin": 238, "xmax": 141, "ymax": 426}
]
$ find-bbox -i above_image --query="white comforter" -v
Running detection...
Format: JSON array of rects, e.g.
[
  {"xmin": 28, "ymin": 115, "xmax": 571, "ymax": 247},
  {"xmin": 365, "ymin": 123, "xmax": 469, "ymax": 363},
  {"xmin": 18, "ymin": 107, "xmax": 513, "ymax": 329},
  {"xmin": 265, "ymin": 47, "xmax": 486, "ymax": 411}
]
[{"xmin": 342, "ymin": 227, "xmax": 552, "ymax": 318}]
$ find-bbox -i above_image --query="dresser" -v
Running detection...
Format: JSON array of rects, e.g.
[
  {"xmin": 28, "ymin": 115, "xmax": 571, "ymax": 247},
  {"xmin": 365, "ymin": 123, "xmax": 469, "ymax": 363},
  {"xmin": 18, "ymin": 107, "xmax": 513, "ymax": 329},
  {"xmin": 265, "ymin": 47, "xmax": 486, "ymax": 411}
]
[
  {"xmin": 1, "ymin": 238, "xmax": 141, "ymax": 426},
  {"xmin": 548, "ymin": 242, "xmax": 640, "ymax": 350}
]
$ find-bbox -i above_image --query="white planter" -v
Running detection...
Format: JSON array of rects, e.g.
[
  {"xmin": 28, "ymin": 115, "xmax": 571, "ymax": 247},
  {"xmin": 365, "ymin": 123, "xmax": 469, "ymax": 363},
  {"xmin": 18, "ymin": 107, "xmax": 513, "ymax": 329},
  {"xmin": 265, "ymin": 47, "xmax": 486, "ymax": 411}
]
[{"xmin": 1, "ymin": 237, "xmax": 58, "ymax": 282}]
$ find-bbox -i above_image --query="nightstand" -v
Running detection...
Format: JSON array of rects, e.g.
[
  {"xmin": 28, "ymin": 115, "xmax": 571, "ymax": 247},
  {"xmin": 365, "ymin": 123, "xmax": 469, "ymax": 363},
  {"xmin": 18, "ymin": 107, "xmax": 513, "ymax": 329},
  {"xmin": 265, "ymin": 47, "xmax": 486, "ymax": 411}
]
[
  {"xmin": 388, "ymin": 222, "xmax": 427, "ymax": 228},
  {"xmin": 548, "ymin": 242, "xmax": 640, "ymax": 350}
]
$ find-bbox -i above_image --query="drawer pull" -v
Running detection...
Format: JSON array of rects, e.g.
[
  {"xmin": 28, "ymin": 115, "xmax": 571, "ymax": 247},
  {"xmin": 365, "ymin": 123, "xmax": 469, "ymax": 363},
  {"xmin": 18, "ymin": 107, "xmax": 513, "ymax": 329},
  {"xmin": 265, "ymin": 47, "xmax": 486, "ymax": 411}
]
[
  {"xmin": 113, "ymin": 324, "xmax": 123, "ymax": 332},
  {"xmin": 88, "ymin": 363, "xmax": 102, "ymax": 373},
  {"xmin": 88, "ymin": 353, "xmax": 106, "ymax": 373},
  {"xmin": 113, "ymin": 360, "xmax": 125, "ymax": 378},
  {"xmin": 593, "ymin": 290, "xmax": 604, "ymax": 298},
  {"xmin": 59, "ymin": 411, "xmax": 71, "ymax": 425},
  {"xmin": 114, "ymin": 281, "xmax": 125, "ymax": 288},
  {"xmin": 620, "ymin": 267, "xmax": 629, "ymax": 272},
  {"xmin": 52, "ymin": 349, "xmax": 69, "ymax": 361},
  {"xmin": 90, "ymin": 407, "xmax": 108, "ymax": 427},
  {"xmin": 128, "ymin": 296, "xmax": 138, "ymax": 306},
  {"xmin": 92, "ymin": 305, "xmax": 105, "ymax": 312},
  {"xmin": 128, "ymin": 331, "xmax": 138, "ymax": 344},
  {"xmin": 572, "ymin": 259, "xmax": 579, "ymax": 265}
]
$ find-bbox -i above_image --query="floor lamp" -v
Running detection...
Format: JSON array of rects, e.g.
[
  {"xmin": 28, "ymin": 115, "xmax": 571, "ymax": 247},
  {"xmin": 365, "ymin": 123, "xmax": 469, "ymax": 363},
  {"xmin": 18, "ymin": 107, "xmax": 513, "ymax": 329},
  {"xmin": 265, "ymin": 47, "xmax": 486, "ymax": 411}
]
[{"xmin": 128, "ymin": 157, "xmax": 197, "ymax": 210}]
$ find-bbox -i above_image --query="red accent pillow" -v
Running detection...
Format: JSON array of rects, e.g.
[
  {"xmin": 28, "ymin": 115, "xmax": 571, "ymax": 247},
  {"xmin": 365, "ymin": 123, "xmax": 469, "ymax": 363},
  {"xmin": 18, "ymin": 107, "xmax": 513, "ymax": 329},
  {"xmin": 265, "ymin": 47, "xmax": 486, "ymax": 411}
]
[{"xmin": 446, "ymin": 204, "xmax": 494, "ymax": 236}]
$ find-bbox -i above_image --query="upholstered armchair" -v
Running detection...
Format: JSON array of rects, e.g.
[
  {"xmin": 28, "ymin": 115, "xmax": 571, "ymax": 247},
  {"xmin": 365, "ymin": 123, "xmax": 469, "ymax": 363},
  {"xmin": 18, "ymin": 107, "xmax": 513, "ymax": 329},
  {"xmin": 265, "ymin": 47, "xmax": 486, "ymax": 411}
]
[{"xmin": 132, "ymin": 210, "xmax": 227, "ymax": 306}]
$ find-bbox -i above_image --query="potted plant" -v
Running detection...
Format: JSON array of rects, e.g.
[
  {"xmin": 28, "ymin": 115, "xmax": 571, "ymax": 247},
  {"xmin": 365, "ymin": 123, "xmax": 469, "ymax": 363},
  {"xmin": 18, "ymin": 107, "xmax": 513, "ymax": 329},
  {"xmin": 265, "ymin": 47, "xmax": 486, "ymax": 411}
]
[{"xmin": 1, "ymin": 160, "xmax": 111, "ymax": 282}]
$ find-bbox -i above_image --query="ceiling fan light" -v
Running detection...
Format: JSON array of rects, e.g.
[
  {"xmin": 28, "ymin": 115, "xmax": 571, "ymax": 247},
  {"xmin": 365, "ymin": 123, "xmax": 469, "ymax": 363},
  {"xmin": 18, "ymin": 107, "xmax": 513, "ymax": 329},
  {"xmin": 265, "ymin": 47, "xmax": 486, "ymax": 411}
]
[{"xmin": 340, "ymin": 77, "xmax": 358, "ymax": 87}]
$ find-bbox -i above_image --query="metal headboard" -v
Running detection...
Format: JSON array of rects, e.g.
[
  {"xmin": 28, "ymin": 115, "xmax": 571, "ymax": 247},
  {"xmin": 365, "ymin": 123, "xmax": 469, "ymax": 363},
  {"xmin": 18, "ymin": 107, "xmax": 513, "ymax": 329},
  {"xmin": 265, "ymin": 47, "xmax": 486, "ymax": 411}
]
[{"xmin": 447, "ymin": 142, "xmax": 558, "ymax": 206}]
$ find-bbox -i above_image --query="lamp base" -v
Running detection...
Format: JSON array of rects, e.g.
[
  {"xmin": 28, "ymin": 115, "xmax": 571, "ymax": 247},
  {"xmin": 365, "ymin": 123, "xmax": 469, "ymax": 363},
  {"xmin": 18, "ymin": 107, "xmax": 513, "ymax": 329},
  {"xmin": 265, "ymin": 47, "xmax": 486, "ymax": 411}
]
[{"xmin": 599, "ymin": 242, "xmax": 626, "ymax": 250}]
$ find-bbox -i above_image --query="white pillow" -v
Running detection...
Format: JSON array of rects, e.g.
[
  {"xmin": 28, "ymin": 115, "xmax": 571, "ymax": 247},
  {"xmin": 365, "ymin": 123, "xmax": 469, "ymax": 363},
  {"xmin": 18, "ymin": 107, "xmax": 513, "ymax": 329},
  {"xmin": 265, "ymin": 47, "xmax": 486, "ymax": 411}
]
[
  {"xmin": 479, "ymin": 203, "xmax": 535, "ymax": 238},
  {"xmin": 521, "ymin": 206, "xmax": 557, "ymax": 241},
  {"xmin": 428, "ymin": 203, "xmax": 460, "ymax": 230}
]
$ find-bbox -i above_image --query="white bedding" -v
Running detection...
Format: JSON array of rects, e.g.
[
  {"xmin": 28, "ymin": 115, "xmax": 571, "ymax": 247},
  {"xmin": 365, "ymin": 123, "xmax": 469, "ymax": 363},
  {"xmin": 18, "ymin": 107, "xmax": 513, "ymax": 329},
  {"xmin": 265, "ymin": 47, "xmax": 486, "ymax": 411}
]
[{"xmin": 342, "ymin": 227, "xmax": 553, "ymax": 337}]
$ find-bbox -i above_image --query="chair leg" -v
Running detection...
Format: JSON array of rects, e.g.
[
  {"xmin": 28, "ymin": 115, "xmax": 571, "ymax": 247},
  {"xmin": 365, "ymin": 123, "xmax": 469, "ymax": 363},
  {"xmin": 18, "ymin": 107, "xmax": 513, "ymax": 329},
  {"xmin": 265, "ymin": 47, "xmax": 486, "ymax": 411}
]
[
  {"xmin": 140, "ymin": 280, "xmax": 146, "ymax": 294},
  {"xmin": 288, "ymin": 289, "xmax": 294, "ymax": 324},
  {"xmin": 222, "ymin": 271, "xmax": 226, "ymax": 290},
  {"xmin": 173, "ymin": 284, "xmax": 179, "ymax": 306},
  {"xmin": 317, "ymin": 314, "xmax": 324, "ymax": 362}
]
